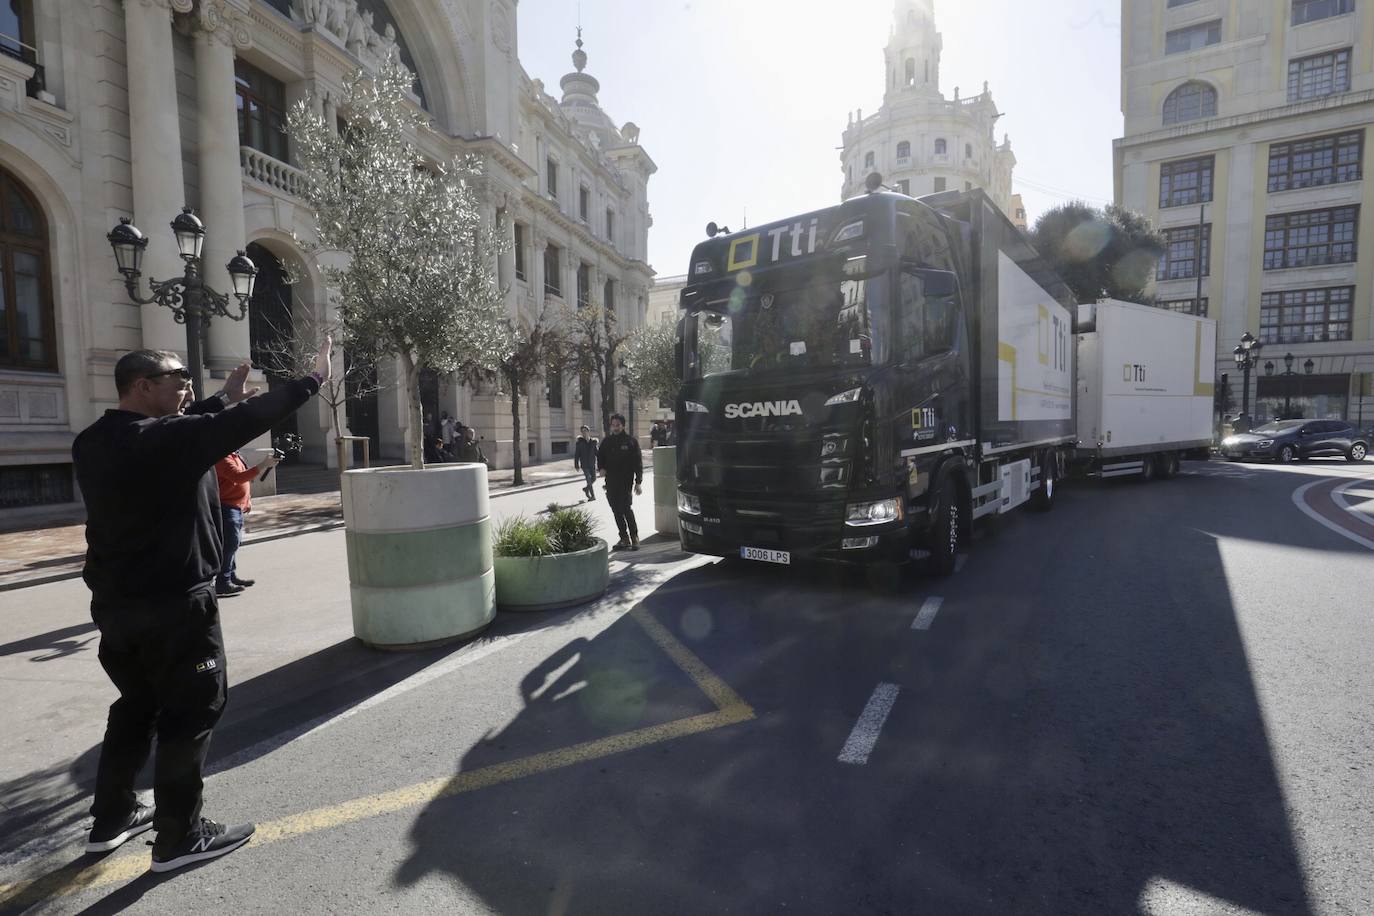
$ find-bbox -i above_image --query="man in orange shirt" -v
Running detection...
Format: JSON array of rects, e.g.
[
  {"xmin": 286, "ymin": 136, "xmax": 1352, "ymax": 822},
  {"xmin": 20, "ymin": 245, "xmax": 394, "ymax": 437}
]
[{"xmin": 214, "ymin": 450, "xmax": 279, "ymax": 597}]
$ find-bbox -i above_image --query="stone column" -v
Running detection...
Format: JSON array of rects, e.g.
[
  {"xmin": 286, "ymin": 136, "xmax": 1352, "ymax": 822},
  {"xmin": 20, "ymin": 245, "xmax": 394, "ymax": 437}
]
[
  {"xmin": 193, "ymin": 8, "xmax": 253, "ymax": 367},
  {"xmin": 124, "ymin": 0, "xmax": 190, "ymax": 354}
]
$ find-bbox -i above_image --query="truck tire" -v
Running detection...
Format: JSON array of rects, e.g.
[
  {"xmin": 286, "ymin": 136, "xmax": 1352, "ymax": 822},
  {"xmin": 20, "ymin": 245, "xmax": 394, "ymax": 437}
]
[
  {"xmin": 1029, "ymin": 452, "xmax": 1057, "ymax": 512},
  {"xmin": 927, "ymin": 475, "xmax": 961, "ymax": 577},
  {"xmin": 1158, "ymin": 452, "xmax": 1179, "ymax": 479},
  {"xmin": 1139, "ymin": 455, "xmax": 1157, "ymax": 482}
]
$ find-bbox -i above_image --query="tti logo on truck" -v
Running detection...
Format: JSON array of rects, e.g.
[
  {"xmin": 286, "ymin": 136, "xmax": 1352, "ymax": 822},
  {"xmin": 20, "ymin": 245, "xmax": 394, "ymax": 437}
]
[
  {"xmin": 723, "ymin": 400, "xmax": 804, "ymax": 419},
  {"xmin": 1123, "ymin": 363, "xmax": 1147, "ymax": 382}
]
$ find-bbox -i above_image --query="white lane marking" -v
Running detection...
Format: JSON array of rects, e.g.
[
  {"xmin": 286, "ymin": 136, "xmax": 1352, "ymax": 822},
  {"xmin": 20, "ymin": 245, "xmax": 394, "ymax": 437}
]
[
  {"xmin": 1138, "ymin": 876, "xmax": 1269, "ymax": 916},
  {"xmin": 1291, "ymin": 479, "xmax": 1374, "ymax": 552},
  {"xmin": 911, "ymin": 597, "xmax": 943, "ymax": 631},
  {"xmin": 837, "ymin": 683, "xmax": 900, "ymax": 765},
  {"xmin": 954, "ymin": 554, "xmax": 967, "ymax": 573}
]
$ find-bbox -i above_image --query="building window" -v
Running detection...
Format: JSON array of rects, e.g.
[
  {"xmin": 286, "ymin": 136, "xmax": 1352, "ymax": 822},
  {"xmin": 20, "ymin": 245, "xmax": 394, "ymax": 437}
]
[
  {"xmin": 896, "ymin": 179, "xmax": 910, "ymax": 195},
  {"xmin": 933, "ymin": 177, "xmax": 946, "ymax": 192},
  {"xmin": 1165, "ymin": 20, "xmax": 1221, "ymax": 55},
  {"xmin": 578, "ymin": 185, "xmax": 589, "ymax": 221},
  {"xmin": 1260, "ymin": 286, "xmax": 1353, "ymax": 343},
  {"xmin": 1159, "ymin": 156, "xmax": 1215, "ymax": 208},
  {"xmin": 606, "ymin": 207, "xmax": 615, "ymax": 242},
  {"xmin": 577, "ymin": 263, "xmax": 591, "ymax": 308},
  {"xmin": 904, "ymin": 58, "xmax": 915, "ymax": 85},
  {"xmin": 0, "ymin": 0, "xmax": 36, "ymax": 65},
  {"xmin": 0, "ymin": 167, "xmax": 55, "ymax": 370},
  {"xmin": 1157, "ymin": 224, "xmax": 1211, "ymax": 280},
  {"xmin": 544, "ymin": 243, "xmax": 561, "ymax": 297},
  {"xmin": 896, "ymin": 141, "xmax": 910, "ymax": 159},
  {"xmin": 604, "ymin": 279, "xmax": 615, "ymax": 314},
  {"xmin": 1162, "ymin": 82, "xmax": 1217, "ymax": 124},
  {"xmin": 546, "ymin": 367, "xmax": 563, "ymax": 408},
  {"xmin": 964, "ymin": 143, "xmax": 973, "ymax": 159},
  {"xmin": 513, "ymin": 223, "xmax": 526, "ymax": 281},
  {"xmin": 1268, "ymin": 130, "xmax": 1363, "ymax": 191},
  {"xmin": 1292, "ymin": 0, "xmax": 1354, "ymax": 26},
  {"xmin": 864, "ymin": 151, "xmax": 875, "ymax": 169},
  {"xmin": 546, "ymin": 157, "xmax": 558, "ymax": 198},
  {"xmin": 1159, "ymin": 297, "xmax": 1209, "ymax": 317},
  {"xmin": 0, "ymin": 463, "xmax": 73, "ymax": 508},
  {"xmin": 235, "ymin": 61, "xmax": 288, "ymax": 163},
  {"xmin": 1263, "ymin": 206, "xmax": 1358, "ymax": 269},
  {"xmin": 579, "ymin": 372, "xmax": 592, "ymax": 410},
  {"xmin": 1287, "ymin": 49, "xmax": 1351, "ymax": 102},
  {"xmin": 934, "ymin": 138, "xmax": 947, "ymax": 155}
]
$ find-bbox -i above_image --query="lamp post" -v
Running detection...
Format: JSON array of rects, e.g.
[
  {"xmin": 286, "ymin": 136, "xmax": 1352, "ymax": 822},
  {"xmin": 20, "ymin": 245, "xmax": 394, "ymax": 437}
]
[
  {"xmin": 1231, "ymin": 331, "xmax": 1262, "ymax": 426},
  {"xmin": 1264, "ymin": 352, "xmax": 1315, "ymax": 419},
  {"xmin": 107, "ymin": 207, "xmax": 258, "ymax": 401}
]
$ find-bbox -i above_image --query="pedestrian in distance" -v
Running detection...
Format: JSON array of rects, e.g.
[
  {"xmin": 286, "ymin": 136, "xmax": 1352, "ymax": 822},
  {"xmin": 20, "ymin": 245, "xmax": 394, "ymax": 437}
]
[
  {"xmin": 453, "ymin": 426, "xmax": 489, "ymax": 466},
  {"xmin": 648, "ymin": 420, "xmax": 663, "ymax": 448},
  {"xmin": 440, "ymin": 411, "xmax": 456, "ymax": 448},
  {"xmin": 574, "ymin": 424, "xmax": 599, "ymax": 500},
  {"xmin": 213, "ymin": 449, "xmax": 280, "ymax": 597},
  {"xmin": 72, "ymin": 338, "xmax": 331, "ymax": 873},
  {"xmin": 597, "ymin": 413, "xmax": 643, "ymax": 550}
]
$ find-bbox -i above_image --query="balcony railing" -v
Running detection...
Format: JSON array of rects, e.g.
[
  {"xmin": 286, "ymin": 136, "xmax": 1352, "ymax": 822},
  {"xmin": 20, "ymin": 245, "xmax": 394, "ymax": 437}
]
[
  {"xmin": 240, "ymin": 146, "xmax": 305, "ymax": 197},
  {"xmin": 0, "ymin": 34, "xmax": 46, "ymax": 99}
]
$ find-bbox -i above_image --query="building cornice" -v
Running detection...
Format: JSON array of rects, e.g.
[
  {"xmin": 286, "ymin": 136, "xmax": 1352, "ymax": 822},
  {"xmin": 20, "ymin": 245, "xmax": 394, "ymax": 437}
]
[{"xmin": 1116, "ymin": 88, "xmax": 1374, "ymax": 150}]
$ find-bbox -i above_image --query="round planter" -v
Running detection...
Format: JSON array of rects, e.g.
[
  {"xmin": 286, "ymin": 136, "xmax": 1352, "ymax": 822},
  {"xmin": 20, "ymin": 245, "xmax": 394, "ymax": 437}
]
[
  {"xmin": 494, "ymin": 538, "xmax": 610, "ymax": 612},
  {"xmin": 341, "ymin": 463, "xmax": 495, "ymax": 649},
  {"xmin": 652, "ymin": 446, "xmax": 678, "ymax": 537}
]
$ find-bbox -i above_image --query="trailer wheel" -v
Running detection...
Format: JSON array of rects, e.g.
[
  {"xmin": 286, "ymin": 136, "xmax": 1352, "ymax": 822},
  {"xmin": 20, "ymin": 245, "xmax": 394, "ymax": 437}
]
[
  {"xmin": 1158, "ymin": 452, "xmax": 1179, "ymax": 479},
  {"xmin": 928, "ymin": 475, "xmax": 961, "ymax": 577},
  {"xmin": 1139, "ymin": 455, "xmax": 1157, "ymax": 482},
  {"xmin": 1029, "ymin": 452, "xmax": 1057, "ymax": 512}
]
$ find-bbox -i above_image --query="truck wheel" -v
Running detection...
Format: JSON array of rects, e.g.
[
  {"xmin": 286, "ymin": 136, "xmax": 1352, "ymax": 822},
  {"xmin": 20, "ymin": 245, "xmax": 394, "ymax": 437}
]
[
  {"xmin": 928, "ymin": 476, "xmax": 961, "ymax": 577},
  {"xmin": 1029, "ymin": 452, "xmax": 1057, "ymax": 512},
  {"xmin": 1158, "ymin": 452, "xmax": 1179, "ymax": 479},
  {"xmin": 1139, "ymin": 455, "xmax": 1157, "ymax": 482}
]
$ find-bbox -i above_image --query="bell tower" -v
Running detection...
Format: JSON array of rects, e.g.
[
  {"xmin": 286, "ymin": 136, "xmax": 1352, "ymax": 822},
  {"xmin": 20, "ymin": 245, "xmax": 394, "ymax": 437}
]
[{"xmin": 883, "ymin": 0, "xmax": 942, "ymax": 100}]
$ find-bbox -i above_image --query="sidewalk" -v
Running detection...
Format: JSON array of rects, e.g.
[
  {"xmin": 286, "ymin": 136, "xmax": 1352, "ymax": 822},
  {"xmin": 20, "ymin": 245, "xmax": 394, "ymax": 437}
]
[{"xmin": 0, "ymin": 457, "xmax": 594, "ymax": 592}]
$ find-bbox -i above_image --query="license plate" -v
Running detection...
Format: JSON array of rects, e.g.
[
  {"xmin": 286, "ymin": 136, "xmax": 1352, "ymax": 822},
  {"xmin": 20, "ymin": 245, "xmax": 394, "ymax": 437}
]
[{"xmin": 740, "ymin": 546, "xmax": 790, "ymax": 565}]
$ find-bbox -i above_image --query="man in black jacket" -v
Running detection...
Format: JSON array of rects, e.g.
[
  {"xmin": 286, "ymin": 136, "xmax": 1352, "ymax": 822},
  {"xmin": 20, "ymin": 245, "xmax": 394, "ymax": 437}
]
[
  {"xmin": 73, "ymin": 339, "xmax": 329, "ymax": 872},
  {"xmin": 573, "ymin": 425, "xmax": 598, "ymax": 500},
  {"xmin": 597, "ymin": 413, "xmax": 643, "ymax": 550}
]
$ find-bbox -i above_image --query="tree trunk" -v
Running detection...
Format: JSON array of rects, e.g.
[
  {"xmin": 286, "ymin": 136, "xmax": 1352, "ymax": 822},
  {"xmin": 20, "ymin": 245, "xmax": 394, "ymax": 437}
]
[
  {"xmin": 599, "ymin": 367, "xmax": 614, "ymax": 437},
  {"xmin": 401, "ymin": 351, "xmax": 424, "ymax": 469},
  {"xmin": 508, "ymin": 367, "xmax": 524, "ymax": 487}
]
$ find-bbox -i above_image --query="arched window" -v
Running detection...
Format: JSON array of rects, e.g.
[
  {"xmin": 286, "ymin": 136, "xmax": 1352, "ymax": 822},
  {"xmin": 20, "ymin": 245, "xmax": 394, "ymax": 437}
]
[
  {"xmin": 934, "ymin": 138, "xmax": 947, "ymax": 155},
  {"xmin": 0, "ymin": 167, "xmax": 55, "ymax": 370},
  {"xmin": 905, "ymin": 58, "xmax": 916, "ymax": 85},
  {"xmin": 357, "ymin": 0, "xmax": 428, "ymax": 110},
  {"xmin": 864, "ymin": 151, "xmax": 875, "ymax": 168},
  {"xmin": 896, "ymin": 141, "xmax": 911, "ymax": 159},
  {"xmin": 1163, "ymin": 81, "xmax": 1217, "ymax": 125}
]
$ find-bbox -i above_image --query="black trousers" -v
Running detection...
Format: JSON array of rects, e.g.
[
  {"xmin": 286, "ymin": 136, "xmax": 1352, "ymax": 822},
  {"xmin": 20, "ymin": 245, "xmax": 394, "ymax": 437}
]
[
  {"xmin": 605, "ymin": 478, "xmax": 639, "ymax": 540},
  {"xmin": 89, "ymin": 586, "xmax": 228, "ymax": 840}
]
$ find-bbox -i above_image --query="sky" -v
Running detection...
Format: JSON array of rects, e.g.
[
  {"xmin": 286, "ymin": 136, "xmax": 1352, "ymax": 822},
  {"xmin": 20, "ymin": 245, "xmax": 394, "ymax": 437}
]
[{"xmin": 516, "ymin": 0, "xmax": 1123, "ymax": 280}]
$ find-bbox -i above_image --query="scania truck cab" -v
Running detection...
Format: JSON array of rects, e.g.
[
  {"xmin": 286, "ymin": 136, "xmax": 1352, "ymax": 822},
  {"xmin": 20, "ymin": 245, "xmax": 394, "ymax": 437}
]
[{"xmin": 674, "ymin": 185, "xmax": 1078, "ymax": 576}]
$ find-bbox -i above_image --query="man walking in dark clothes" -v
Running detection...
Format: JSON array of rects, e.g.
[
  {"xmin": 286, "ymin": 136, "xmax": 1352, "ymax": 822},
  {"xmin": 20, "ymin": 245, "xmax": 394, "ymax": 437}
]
[
  {"xmin": 597, "ymin": 413, "xmax": 642, "ymax": 550},
  {"xmin": 573, "ymin": 424, "xmax": 599, "ymax": 500},
  {"xmin": 73, "ymin": 338, "xmax": 330, "ymax": 872}
]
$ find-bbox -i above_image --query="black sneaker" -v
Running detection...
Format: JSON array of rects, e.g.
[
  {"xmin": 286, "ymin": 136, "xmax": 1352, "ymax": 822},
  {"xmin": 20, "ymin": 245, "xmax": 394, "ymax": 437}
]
[
  {"xmin": 230, "ymin": 576, "xmax": 255, "ymax": 587},
  {"xmin": 150, "ymin": 818, "xmax": 255, "ymax": 873},
  {"xmin": 612, "ymin": 539, "xmax": 629, "ymax": 550},
  {"xmin": 630, "ymin": 536, "xmax": 640, "ymax": 551},
  {"xmin": 86, "ymin": 802, "xmax": 155, "ymax": 853},
  {"xmin": 215, "ymin": 583, "xmax": 245, "ymax": 598}
]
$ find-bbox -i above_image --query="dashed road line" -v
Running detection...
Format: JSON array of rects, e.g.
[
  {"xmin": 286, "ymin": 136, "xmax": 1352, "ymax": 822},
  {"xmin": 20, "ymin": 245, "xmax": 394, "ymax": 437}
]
[
  {"xmin": 837, "ymin": 683, "xmax": 900, "ymax": 765},
  {"xmin": 911, "ymin": 597, "xmax": 943, "ymax": 631}
]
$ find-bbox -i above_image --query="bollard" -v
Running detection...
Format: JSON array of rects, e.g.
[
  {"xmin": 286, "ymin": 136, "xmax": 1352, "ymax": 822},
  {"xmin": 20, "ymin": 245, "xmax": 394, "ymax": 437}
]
[{"xmin": 653, "ymin": 446, "xmax": 678, "ymax": 537}]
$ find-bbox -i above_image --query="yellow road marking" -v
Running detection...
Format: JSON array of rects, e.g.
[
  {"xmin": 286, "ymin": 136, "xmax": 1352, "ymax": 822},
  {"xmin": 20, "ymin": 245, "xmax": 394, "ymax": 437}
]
[{"xmin": 0, "ymin": 608, "xmax": 753, "ymax": 908}]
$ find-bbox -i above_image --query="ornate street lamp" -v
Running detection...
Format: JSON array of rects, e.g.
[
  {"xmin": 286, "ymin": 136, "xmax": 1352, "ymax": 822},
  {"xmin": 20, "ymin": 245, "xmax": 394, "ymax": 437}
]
[
  {"xmin": 107, "ymin": 208, "xmax": 257, "ymax": 400},
  {"xmin": 1263, "ymin": 351, "xmax": 1316, "ymax": 419},
  {"xmin": 1232, "ymin": 331, "xmax": 1262, "ymax": 426}
]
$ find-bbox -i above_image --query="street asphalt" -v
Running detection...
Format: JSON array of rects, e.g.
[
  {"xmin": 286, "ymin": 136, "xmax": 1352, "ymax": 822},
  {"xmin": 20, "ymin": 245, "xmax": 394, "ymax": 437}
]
[{"xmin": 1, "ymin": 458, "xmax": 1372, "ymax": 915}]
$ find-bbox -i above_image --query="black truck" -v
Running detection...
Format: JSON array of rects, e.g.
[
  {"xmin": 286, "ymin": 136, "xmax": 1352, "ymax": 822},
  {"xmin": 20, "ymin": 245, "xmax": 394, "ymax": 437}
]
[{"xmin": 674, "ymin": 184, "xmax": 1078, "ymax": 577}]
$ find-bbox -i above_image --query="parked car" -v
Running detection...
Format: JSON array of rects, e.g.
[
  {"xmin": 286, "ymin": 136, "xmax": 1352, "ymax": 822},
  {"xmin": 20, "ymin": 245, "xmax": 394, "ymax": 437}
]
[{"xmin": 1220, "ymin": 419, "xmax": 1369, "ymax": 463}]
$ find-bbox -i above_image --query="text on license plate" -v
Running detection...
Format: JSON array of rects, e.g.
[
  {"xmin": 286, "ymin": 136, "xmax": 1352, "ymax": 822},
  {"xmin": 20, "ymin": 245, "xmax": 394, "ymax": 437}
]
[{"xmin": 740, "ymin": 546, "xmax": 790, "ymax": 564}]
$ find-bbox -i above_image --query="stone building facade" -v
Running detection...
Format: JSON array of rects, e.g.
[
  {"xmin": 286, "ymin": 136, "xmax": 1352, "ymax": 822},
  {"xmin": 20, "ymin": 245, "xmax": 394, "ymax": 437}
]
[
  {"xmin": 1115, "ymin": 0, "xmax": 1373, "ymax": 424},
  {"xmin": 839, "ymin": 0, "xmax": 1016, "ymax": 212},
  {"xmin": 0, "ymin": 0, "xmax": 654, "ymax": 516}
]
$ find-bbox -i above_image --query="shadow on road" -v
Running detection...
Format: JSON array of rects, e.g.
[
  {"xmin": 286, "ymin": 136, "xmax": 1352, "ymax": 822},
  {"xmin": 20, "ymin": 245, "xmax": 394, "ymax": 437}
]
[
  {"xmin": 386, "ymin": 467, "xmax": 1318, "ymax": 915},
  {"xmin": 0, "ymin": 622, "xmax": 97, "ymax": 661}
]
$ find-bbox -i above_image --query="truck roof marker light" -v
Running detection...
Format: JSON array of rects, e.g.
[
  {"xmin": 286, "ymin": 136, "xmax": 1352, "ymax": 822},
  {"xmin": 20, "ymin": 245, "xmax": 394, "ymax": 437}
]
[{"xmin": 834, "ymin": 221, "xmax": 865, "ymax": 244}]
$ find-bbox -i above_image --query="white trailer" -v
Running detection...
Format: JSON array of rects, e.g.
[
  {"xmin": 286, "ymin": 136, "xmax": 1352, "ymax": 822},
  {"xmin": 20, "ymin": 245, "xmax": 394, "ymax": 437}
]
[{"xmin": 1072, "ymin": 299, "xmax": 1216, "ymax": 480}]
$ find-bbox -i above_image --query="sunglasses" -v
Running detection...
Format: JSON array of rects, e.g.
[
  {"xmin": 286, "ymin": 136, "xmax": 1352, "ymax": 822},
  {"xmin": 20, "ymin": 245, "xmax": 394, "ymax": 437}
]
[{"xmin": 143, "ymin": 367, "xmax": 193, "ymax": 386}]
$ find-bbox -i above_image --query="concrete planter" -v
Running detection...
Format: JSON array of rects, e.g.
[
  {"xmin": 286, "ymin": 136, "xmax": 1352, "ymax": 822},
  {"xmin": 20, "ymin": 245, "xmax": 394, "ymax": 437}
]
[
  {"xmin": 494, "ymin": 538, "xmax": 610, "ymax": 612},
  {"xmin": 342, "ymin": 464, "xmax": 496, "ymax": 649},
  {"xmin": 653, "ymin": 446, "xmax": 678, "ymax": 537}
]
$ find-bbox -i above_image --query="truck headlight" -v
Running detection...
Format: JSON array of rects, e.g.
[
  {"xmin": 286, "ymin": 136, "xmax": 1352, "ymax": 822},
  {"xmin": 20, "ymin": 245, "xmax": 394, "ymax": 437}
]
[
  {"xmin": 678, "ymin": 491, "xmax": 701, "ymax": 515},
  {"xmin": 820, "ymin": 435, "xmax": 848, "ymax": 458},
  {"xmin": 825, "ymin": 388, "xmax": 862, "ymax": 406},
  {"xmin": 684, "ymin": 400, "xmax": 709, "ymax": 414},
  {"xmin": 845, "ymin": 497, "xmax": 903, "ymax": 526}
]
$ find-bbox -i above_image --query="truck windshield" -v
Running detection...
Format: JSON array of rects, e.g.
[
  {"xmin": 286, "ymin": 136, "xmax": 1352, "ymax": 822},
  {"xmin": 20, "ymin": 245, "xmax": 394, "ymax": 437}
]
[{"xmin": 686, "ymin": 275, "xmax": 873, "ymax": 380}]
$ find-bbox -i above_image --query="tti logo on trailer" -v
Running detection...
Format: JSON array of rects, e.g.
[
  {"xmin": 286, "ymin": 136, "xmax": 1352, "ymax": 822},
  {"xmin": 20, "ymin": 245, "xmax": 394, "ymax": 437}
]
[{"xmin": 1123, "ymin": 363, "xmax": 1147, "ymax": 382}]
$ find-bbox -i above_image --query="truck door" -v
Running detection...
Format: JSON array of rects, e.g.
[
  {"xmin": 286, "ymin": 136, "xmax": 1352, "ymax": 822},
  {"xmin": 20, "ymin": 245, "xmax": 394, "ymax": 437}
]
[{"xmin": 894, "ymin": 268, "xmax": 971, "ymax": 453}]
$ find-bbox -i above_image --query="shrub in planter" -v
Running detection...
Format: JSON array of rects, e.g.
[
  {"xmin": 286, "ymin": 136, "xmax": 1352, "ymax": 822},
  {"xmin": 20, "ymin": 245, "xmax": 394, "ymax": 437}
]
[{"xmin": 493, "ymin": 507, "xmax": 608, "ymax": 611}]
